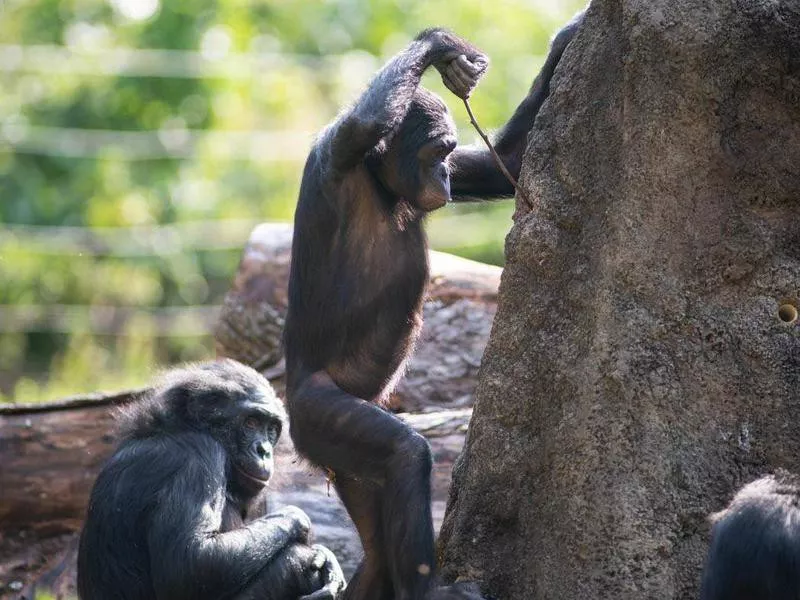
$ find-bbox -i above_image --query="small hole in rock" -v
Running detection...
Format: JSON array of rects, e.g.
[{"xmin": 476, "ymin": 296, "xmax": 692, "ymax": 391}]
[{"xmin": 778, "ymin": 303, "xmax": 798, "ymax": 324}]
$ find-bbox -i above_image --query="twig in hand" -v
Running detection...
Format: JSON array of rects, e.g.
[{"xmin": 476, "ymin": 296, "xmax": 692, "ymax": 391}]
[{"xmin": 462, "ymin": 98, "xmax": 533, "ymax": 210}]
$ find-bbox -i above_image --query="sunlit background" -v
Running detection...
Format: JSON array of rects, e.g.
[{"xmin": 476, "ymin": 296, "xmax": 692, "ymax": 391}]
[{"xmin": 0, "ymin": 0, "xmax": 584, "ymax": 403}]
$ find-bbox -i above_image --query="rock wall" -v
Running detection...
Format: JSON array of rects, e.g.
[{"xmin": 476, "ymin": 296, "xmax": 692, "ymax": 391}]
[{"xmin": 439, "ymin": 1, "xmax": 800, "ymax": 598}]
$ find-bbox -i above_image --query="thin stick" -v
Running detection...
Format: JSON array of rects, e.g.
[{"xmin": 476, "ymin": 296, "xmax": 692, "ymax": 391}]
[{"xmin": 462, "ymin": 98, "xmax": 533, "ymax": 210}]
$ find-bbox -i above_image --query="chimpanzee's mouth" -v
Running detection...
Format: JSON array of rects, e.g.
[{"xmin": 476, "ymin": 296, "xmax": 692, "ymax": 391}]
[{"xmin": 235, "ymin": 465, "xmax": 271, "ymax": 485}]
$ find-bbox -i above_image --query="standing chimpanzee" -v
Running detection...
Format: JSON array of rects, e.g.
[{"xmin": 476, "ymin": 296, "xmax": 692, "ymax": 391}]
[
  {"xmin": 77, "ymin": 359, "xmax": 345, "ymax": 600},
  {"xmin": 284, "ymin": 15, "xmax": 583, "ymax": 600},
  {"xmin": 700, "ymin": 470, "xmax": 800, "ymax": 600}
]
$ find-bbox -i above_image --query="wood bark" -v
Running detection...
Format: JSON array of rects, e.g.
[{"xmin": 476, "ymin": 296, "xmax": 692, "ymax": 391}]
[
  {"xmin": 0, "ymin": 394, "xmax": 471, "ymax": 597},
  {"xmin": 0, "ymin": 390, "xmax": 143, "ymax": 537}
]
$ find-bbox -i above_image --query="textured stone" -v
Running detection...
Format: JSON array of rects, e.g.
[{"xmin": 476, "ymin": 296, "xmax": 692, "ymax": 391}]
[{"xmin": 439, "ymin": 1, "xmax": 800, "ymax": 599}]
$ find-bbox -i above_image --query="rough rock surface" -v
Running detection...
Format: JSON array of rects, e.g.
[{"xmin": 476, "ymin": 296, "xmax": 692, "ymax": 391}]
[{"xmin": 439, "ymin": 1, "xmax": 800, "ymax": 599}]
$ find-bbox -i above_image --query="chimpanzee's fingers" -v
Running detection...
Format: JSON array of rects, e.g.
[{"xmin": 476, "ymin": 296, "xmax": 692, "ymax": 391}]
[
  {"xmin": 443, "ymin": 74, "xmax": 468, "ymax": 98},
  {"xmin": 441, "ymin": 72, "xmax": 465, "ymax": 97},
  {"xmin": 311, "ymin": 548, "xmax": 327, "ymax": 571},
  {"xmin": 444, "ymin": 58, "xmax": 484, "ymax": 98},
  {"xmin": 450, "ymin": 58, "xmax": 479, "ymax": 95},
  {"xmin": 448, "ymin": 58, "xmax": 474, "ymax": 88},
  {"xmin": 471, "ymin": 54, "xmax": 490, "ymax": 74},
  {"xmin": 456, "ymin": 54, "xmax": 486, "ymax": 77}
]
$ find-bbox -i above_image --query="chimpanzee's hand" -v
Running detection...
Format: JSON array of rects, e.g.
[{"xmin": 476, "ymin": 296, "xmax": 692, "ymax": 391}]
[
  {"xmin": 418, "ymin": 28, "xmax": 489, "ymax": 99},
  {"xmin": 266, "ymin": 505, "xmax": 312, "ymax": 543},
  {"xmin": 439, "ymin": 53, "xmax": 488, "ymax": 99},
  {"xmin": 299, "ymin": 545, "xmax": 346, "ymax": 600}
]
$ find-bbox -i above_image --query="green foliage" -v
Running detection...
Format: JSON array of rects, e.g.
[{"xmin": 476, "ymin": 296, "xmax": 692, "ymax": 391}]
[{"xmin": 0, "ymin": 0, "xmax": 584, "ymax": 402}]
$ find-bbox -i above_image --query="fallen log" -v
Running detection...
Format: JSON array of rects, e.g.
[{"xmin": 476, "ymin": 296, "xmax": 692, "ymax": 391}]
[
  {"xmin": 214, "ymin": 222, "xmax": 501, "ymax": 412},
  {"xmin": 0, "ymin": 392, "xmax": 471, "ymax": 596}
]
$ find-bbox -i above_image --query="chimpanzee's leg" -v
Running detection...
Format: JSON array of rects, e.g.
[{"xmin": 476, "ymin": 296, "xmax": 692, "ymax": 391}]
[
  {"xmin": 334, "ymin": 474, "xmax": 394, "ymax": 600},
  {"xmin": 288, "ymin": 371, "xmax": 435, "ymax": 600},
  {"xmin": 233, "ymin": 543, "xmax": 323, "ymax": 600}
]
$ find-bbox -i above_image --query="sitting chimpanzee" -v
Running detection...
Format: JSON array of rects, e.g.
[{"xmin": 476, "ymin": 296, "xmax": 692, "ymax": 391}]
[
  {"xmin": 284, "ymin": 15, "xmax": 583, "ymax": 600},
  {"xmin": 700, "ymin": 470, "xmax": 800, "ymax": 600},
  {"xmin": 77, "ymin": 359, "xmax": 345, "ymax": 600}
]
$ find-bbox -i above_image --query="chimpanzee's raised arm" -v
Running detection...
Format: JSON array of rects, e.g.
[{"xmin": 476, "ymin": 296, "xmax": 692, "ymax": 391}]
[
  {"xmin": 319, "ymin": 29, "xmax": 488, "ymax": 175},
  {"xmin": 449, "ymin": 9, "xmax": 584, "ymax": 201}
]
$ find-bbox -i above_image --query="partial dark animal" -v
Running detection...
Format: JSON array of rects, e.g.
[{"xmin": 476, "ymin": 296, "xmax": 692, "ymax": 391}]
[
  {"xmin": 284, "ymin": 16, "xmax": 583, "ymax": 600},
  {"xmin": 700, "ymin": 470, "xmax": 800, "ymax": 600},
  {"xmin": 77, "ymin": 359, "xmax": 345, "ymax": 600}
]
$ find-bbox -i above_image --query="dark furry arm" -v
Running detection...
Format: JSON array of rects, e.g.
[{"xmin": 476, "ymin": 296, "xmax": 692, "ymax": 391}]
[
  {"xmin": 145, "ymin": 434, "xmax": 309, "ymax": 599},
  {"xmin": 321, "ymin": 29, "xmax": 485, "ymax": 174},
  {"xmin": 450, "ymin": 9, "xmax": 585, "ymax": 202}
]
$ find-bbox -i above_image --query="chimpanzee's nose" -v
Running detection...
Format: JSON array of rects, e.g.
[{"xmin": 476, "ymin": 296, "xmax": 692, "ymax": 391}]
[{"xmin": 254, "ymin": 441, "xmax": 271, "ymax": 460}]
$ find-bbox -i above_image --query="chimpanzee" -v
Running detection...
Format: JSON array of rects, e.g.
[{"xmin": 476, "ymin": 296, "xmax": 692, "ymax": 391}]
[
  {"xmin": 284, "ymin": 15, "xmax": 583, "ymax": 600},
  {"xmin": 77, "ymin": 359, "xmax": 345, "ymax": 600},
  {"xmin": 699, "ymin": 470, "xmax": 800, "ymax": 600}
]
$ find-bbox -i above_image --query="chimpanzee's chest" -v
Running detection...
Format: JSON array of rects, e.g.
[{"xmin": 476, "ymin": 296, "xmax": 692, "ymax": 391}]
[
  {"xmin": 322, "ymin": 179, "xmax": 430, "ymax": 399},
  {"xmin": 335, "ymin": 176, "xmax": 429, "ymax": 312}
]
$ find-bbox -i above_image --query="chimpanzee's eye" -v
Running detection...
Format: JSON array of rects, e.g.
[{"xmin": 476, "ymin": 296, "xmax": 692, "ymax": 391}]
[
  {"xmin": 419, "ymin": 137, "xmax": 456, "ymax": 164},
  {"xmin": 244, "ymin": 416, "xmax": 260, "ymax": 431},
  {"xmin": 439, "ymin": 138, "xmax": 457, "ymax": 157}
]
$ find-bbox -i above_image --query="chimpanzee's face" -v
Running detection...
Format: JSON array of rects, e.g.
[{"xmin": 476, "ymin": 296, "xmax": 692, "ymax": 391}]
[
  {"xmin": 414, "ymin": 134, "xmax": 457, "ymax": 211},
  {"xmin": 178, "ymin": 359, "xmax": 286, "ymax": 497},
  {"xmin": 230, "ymin": 397, "xmax": 282, "ymax": 493}
]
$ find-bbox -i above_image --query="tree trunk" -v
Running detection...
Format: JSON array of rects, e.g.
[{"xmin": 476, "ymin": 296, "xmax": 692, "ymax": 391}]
[
  {"xmin": 0, "ymin": 391, "xmax": 143, "ymax": 538},
  {"xmin": 439, "ymin": 2, "xmax": 800, "ymax": 599}
]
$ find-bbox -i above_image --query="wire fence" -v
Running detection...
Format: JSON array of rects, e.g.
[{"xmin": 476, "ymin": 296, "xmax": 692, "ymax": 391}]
[
  {"xmin": 0, "ymin": 221, "xmax": 255, "ymax": 335},
  {"xmin": 0, "ymin": 44, "xmax": 344, "ymax": 79},
  {"xmin": 0, "ymin": 304, "xmax": 219, "ymax": 335},
  {"xmin": 0, "ymin": 219, "xmax": 260, "ymax": 256},
  {"xmin": 0, "ymin": 42, "xmax": 508, "ymax": 343},
  {"xmin": 0, "ymin": 212, "xmax": 500, "ymax": 256},
  {"xmin": 0, "ymin": 45, "xmax": 306, "ymax": 340},
  {"xmin": 1, "ymin": 124, "xmax": 315, "ymax": 160},
  {"xmin": 0, "ymin": 43, "xmax": 376, "ymax": 159}
]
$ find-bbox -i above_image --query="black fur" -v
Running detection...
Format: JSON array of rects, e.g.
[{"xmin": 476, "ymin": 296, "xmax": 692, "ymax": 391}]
[
  {"xmin": 284, "ymin": 18, "xmax": 583, "ymax": 600},
  {"xmin": 700, "ymin": 470, "xmax": 800, "ymax": 600},
  {"xmin": 77, "ymin": 359, "xmax": 344, "ymax": 600}
]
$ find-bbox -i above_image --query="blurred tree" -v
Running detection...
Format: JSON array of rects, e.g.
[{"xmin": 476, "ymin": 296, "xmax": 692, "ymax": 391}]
[{"xmin": 0, "ymin": 0, "xmax": 584, "ymax": 402}]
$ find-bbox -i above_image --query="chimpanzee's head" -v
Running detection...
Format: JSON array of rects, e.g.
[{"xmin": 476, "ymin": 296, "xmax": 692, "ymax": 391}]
[
  {"xmin": 123, "ymin": 358, "xmax": 286, "ymax": 499},
  {"xmin": 373, "ymin": 88, "xmax": 457, "ymax": 212}
]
